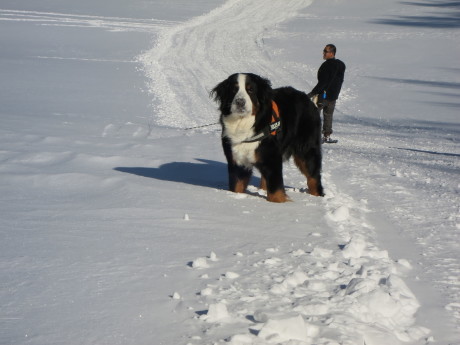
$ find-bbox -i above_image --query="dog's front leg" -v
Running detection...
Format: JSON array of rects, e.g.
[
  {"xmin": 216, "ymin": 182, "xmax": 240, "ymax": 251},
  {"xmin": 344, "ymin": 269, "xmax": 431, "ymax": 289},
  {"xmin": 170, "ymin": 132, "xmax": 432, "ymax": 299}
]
[
  {"xmin": 256, "ymin": 150, "xmax": 290, "ymax": 203},
  {"xmin": 228, "ymin": 164, "xmax": 252, "ymax": 193},
  {"xmin": 222, "ymin": 136, "xmax": 252, "ymax": 193}
]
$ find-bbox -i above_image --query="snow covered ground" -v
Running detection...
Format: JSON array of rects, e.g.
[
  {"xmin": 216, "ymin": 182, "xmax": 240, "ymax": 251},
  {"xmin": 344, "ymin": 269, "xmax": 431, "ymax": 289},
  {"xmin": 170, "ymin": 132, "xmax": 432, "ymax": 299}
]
[{"xmin": 1, "ymin": 0, "xmax": 459, "ymax": 344}]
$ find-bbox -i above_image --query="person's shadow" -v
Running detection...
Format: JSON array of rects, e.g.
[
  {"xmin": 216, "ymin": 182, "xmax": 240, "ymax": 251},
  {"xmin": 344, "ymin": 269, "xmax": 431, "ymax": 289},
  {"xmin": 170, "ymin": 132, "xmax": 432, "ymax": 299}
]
[{"xmin": 114, "ymin": 158, "xmax": 261, "ymax": 190}]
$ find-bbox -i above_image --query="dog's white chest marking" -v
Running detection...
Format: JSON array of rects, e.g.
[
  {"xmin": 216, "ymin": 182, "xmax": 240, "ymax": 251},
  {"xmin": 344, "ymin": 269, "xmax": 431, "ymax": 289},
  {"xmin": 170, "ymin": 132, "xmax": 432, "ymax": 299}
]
[
  {"xmin": 232, "ymin": 141, "xmax": 259, "ymax": 168},
  {"xmin": 223, "ymin": 115, "xmax": 259, "ymax": 168}
]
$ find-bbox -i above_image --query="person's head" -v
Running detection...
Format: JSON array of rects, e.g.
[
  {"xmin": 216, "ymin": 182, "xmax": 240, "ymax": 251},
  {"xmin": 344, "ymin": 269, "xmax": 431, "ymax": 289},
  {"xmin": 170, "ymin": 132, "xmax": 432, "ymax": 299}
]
[{"xmin": 323, "ymin": 44, "xmax": 336, "ymax": 60}]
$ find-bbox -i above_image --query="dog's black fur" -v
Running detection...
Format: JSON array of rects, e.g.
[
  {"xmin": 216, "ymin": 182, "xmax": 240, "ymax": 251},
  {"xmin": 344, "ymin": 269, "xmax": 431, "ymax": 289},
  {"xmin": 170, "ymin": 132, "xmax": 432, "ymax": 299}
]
[{"xmin": 211, "ymin": 73, "xmax": 324, "ymax": 202}]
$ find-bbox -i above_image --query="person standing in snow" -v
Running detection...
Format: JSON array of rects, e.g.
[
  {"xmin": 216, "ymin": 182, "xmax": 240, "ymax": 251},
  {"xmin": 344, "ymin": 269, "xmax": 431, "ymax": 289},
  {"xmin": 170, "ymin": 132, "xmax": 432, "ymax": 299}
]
[{"xmin": 307, "ymin": 44, "xmax": 346, "ymax": 143}]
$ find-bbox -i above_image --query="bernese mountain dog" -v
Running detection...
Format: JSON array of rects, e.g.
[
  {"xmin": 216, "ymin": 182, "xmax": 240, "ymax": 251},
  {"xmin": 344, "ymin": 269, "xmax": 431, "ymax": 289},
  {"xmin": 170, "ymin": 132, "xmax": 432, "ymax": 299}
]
[{"xmin": 211, "ymin": 73, "xmax": 324, "ymax": 202}]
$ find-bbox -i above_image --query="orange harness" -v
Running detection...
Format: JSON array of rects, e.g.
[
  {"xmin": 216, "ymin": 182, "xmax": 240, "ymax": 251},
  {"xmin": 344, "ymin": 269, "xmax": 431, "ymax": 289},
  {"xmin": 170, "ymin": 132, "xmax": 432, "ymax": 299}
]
[{"xmin": 269, "ymin": 100, "xmax": 281, "ymax": 136}]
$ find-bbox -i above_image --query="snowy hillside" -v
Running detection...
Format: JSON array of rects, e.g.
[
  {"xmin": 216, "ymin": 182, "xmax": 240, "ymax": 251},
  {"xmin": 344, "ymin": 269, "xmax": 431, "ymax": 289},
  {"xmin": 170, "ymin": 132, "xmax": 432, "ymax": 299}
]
[{"xmin": 1, "ymin": 0, "xmax": 459, "ymax": 345}]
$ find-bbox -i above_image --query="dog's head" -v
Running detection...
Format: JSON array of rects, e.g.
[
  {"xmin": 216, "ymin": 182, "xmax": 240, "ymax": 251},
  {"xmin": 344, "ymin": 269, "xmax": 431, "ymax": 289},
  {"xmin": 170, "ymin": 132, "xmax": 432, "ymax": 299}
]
[{"xmin": 211, "ymin": 73, "xmax": 273, "ymax": 119}]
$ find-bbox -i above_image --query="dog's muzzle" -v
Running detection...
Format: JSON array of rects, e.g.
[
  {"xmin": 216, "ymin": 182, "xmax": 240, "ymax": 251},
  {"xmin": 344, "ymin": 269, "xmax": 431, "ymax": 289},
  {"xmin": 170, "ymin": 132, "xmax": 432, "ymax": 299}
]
[{"xmin": 233, "ymin": 98, "xmax": 247, "ymax": 112}]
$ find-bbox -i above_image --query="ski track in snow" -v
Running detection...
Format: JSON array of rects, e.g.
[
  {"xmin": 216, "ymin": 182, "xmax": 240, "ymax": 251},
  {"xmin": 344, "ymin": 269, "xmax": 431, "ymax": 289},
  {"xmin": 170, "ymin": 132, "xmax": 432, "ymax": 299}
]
[
  {"xmin": 0, "ymin": 8, "xmax": 177, "ymax": 32},
  {"xmin": 140, "ymin": 0, "xmax": 460, "ymax": 343},
  {"xmin": 139, "ymin": 0, "xmax": 314, "ymax": 129},
  {"xmin": 329, "ymin": 122, "xmax": 460, "ymax": 334}
]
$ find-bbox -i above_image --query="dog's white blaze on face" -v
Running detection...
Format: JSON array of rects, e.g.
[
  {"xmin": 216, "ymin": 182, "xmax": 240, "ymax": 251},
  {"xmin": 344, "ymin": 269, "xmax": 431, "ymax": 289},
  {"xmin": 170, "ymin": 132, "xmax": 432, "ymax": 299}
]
[
  {"xmin": 222, "ymin": 73, "xmax": 256, "ymax": 143},
  {"xmin": 230, "ymin": 74, "xmax": 253, "ymax": 115}
]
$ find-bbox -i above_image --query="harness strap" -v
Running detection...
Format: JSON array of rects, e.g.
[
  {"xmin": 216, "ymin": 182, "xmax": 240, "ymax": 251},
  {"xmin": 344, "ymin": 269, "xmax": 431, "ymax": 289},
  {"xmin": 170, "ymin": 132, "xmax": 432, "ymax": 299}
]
[
  {"xmin": 242, "ymin": 101, "xmax": 281, "ymax": 143},
  {"xmin": 269, "ymin": 100, "xmax": 281, "ymax": 135}
]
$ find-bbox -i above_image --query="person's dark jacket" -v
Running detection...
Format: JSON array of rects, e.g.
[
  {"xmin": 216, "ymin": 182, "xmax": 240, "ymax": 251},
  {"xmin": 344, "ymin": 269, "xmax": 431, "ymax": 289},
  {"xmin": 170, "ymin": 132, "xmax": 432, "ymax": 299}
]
[{"xmin": 310, "ymin": 58, "xmax": 346, "ymax": 101}]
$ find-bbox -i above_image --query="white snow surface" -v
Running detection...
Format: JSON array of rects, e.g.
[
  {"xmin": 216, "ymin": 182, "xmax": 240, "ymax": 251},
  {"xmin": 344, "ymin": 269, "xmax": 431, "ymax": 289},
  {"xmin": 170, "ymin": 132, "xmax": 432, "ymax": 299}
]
[{"xmin": 1, "ymin": 0, "xmax": 459, "ymax": 344}]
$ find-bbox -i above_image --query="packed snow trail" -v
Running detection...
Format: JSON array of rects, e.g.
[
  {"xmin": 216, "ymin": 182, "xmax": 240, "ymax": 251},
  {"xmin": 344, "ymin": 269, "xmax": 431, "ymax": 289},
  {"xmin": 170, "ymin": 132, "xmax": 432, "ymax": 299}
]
[
  {"xmin": 176, "ymin": 177, "xmax": 431, "ymax": 345},
  {"xmin": 139, "ymin": 0, "xmax": 313, "ymax": 129}
]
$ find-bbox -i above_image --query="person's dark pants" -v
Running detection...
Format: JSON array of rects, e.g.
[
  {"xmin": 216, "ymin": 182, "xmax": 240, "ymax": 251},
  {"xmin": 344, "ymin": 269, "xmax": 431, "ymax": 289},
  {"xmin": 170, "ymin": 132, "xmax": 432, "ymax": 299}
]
[{"xmin": 322, "ymin": 100, "xmax": 336, "ymax": 137}]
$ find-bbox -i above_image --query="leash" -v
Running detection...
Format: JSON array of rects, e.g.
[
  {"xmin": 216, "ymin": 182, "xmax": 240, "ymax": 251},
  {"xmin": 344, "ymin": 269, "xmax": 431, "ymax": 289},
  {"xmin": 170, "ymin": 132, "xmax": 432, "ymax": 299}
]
[
  {"xmin": 183, "ymin": 122, "xmax": 219, "ymax": 130},
  {"xmin": 184, "ymin": 101, "xmax": 281, "ymax": 138}
]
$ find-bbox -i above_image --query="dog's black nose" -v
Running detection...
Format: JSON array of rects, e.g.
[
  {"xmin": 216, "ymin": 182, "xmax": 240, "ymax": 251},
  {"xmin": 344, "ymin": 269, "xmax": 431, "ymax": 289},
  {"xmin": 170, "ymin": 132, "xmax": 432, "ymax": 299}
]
[{"xmin": 234, "ymin": 98, "xmax": 246, "ymax": 108}]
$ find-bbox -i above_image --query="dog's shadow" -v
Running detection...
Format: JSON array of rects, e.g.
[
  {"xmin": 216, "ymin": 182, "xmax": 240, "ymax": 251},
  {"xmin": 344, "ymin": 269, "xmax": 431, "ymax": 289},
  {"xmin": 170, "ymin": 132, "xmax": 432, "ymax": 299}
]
[{"xmin": 114, "ymin": 158, "xmax": 261, "ymax": 190}]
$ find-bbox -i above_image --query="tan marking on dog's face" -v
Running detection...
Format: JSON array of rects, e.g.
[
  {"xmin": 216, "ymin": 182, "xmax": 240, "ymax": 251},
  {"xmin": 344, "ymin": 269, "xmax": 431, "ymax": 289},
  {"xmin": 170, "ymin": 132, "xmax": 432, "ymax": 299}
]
[{"xmin": 251, "ymin": 99, "xmax": 259, "ymax": 116}]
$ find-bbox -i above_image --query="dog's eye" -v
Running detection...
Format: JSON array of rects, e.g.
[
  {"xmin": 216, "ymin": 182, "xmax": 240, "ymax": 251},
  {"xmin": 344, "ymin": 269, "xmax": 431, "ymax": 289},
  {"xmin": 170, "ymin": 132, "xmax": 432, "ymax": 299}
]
[{"xmin": 246, "ymin": 86, "xmax": 254, "ymax": 94}]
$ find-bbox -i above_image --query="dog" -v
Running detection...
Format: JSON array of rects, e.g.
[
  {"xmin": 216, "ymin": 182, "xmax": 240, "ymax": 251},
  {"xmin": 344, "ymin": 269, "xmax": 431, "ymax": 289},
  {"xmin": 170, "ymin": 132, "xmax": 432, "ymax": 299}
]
[{"xmin": 211, "ymin": 73, "xmax": 324, "ymax": 202}]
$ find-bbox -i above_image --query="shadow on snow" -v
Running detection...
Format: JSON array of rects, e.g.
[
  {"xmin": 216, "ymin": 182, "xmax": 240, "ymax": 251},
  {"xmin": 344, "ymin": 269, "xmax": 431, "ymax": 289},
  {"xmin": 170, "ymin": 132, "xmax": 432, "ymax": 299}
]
[
  {"xmin": 391, "ymin": 147, "xmax": 460, "ymax": 158},
  {"xmin": 114, "ymin": 158, "xmax": 262, "ymax": 190},
  {"xmin": 363, "ymin": 76, "xmax": 460, "ymax": 109},
  {"xmin": 372, "ymin": 0, "xmax": 460, "ymax": 28}
]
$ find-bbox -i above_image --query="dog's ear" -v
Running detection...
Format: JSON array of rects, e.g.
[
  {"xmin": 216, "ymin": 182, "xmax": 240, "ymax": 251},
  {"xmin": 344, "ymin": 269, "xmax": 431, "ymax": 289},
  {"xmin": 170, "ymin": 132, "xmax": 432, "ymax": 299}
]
[
  {"xmin": 210, "ymin": 76, "xmax": 231, "ymax": 106},
  {"xmin": 211, "ymin": 75, "xmax": 238, "ymax": 115},
  {"xmin": 255, "ymin": 75, "xmax": 272, "ymax": 109},
  {"xmin": 252, "ymin": 74, "xmax": 273, "ymax": 119},
  {"xmin": 210, "ymin": 82, "xmax": 222, "ymax": 104}
]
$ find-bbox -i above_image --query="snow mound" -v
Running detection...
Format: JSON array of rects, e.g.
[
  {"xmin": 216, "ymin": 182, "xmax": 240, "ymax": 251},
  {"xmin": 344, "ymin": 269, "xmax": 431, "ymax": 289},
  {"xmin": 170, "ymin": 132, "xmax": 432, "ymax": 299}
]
[
  {"xmin": 257, "ymin": 315, "xmax": 319, "ymax": 343},
  {"xmin": 342, "ymin": 235, "xmax": 367, "ymax": 259},
  {"xmin": 328, "ymin": 205, "xmax": 350, "ymax": 222},
  {"xmin": 201, "ymin": 302, "xmax": 230, "ymax": 323},
  {"xmin": 179, "ymin": 238, "xmax": 429, "ymax": 344}
]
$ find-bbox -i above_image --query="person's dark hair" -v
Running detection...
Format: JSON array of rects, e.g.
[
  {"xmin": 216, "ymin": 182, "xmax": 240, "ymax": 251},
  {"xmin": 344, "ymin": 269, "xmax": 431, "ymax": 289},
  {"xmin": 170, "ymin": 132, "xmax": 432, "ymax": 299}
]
[{"xmin": 326, "ymin": 44, "xmax": 336, "ymax": 55}]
